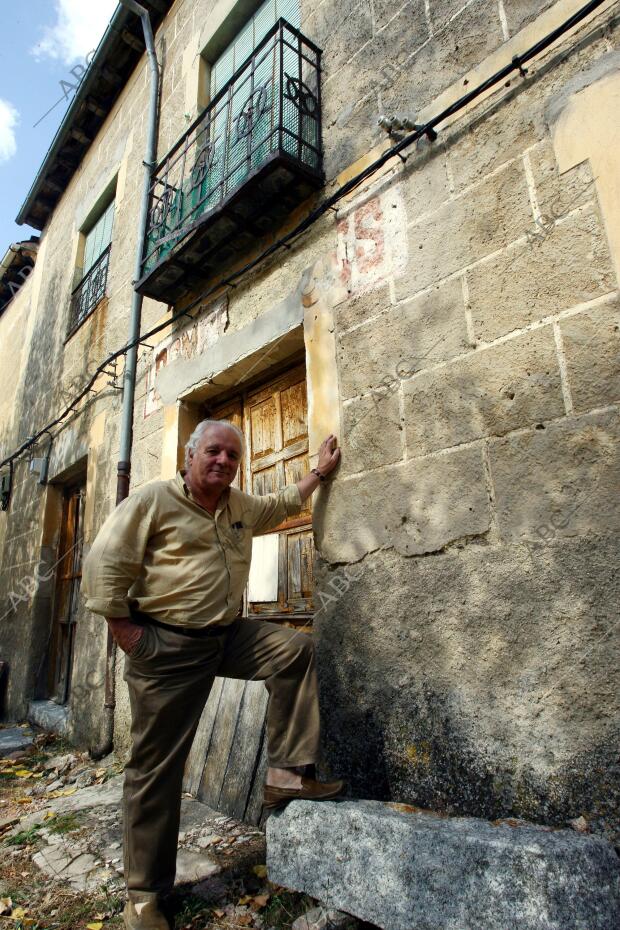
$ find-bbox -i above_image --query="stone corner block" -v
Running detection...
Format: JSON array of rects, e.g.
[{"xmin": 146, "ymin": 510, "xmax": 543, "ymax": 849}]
[{"xmin": 266, "ymin": 799, "xmax": 620, "ymax": 930}]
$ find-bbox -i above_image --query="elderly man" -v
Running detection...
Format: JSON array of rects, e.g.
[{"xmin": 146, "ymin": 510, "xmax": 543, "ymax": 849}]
[{"xmin": 81, "ymin": 420, "xmax": 344, "ymax": 930}]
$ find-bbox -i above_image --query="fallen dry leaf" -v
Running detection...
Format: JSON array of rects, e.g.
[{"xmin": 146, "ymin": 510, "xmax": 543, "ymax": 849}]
[
  {"xmin": 47, "ymin": 787, "xmax": 78, "ymax": 798},
  {"xmin": 10, "ymin": 906, "xmax": 27, "ymax": 919},
  {"xmin": 13, "ymin": 769, "xmax": 33, "ymax": 778},
  {"xmin": 43, "ymin": 811, "xmax": 56, "ymax": 821},
  {"xmin": 251, "ymin": 894, "xmax": 270, "ymax": 909},
  {"xmin": 15, "ymin": 797, "xmax": 33, "ymax": 804},
  {"xmin": 86, "ymin": 922, "xmax": 104, "ymax": 929},
  {"xmin": 213, "ymin": 909, "xmax": 225, "ymax": 918},
  {"xmin": 237, "ymin": 896, "xmax": 252, "ymax": 906},
  {"xmin": 252, "ymin": 864, "xmax": 267, "ymax": 878}
]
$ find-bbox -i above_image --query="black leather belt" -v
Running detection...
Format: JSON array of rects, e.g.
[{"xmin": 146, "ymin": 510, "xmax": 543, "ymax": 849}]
[{"xmin": 132, "ymin": 610, "xmax": 229, "ymax": 639}]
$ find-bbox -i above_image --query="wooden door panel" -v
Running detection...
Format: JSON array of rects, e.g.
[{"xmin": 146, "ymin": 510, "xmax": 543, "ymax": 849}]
[
  {"xmin": 287, "ymin": 530, "xmax": 314, "ymax": 601},
  {"xmin": 248, "ymin": 437, "xmax": 307, "ymax": 474},
  {"xmin": 252, "ymin": 465, "xmax": 278, "ymax": 497},
  {"xmin": 183, "ymin": 677, "xmax": 225, "ymax": 795},
  {"xmin": 249, "ymin": 397, "xmax": 278, "ymax": 459},
  {"xmin": 283, "ymin": 452, "xmax": 309, "ymax": 484},
  {"xmin": 49, "ymin": 481, "xmax": 85, "ymax": 704},
  {"xmin": 198, "ymin": 677, "xmax": 246, "ymax": 809},
  {"xmin": 216, "ymin": 680, "xmax": 269, "ymax": 820},
  {"xmin": 281, "ymin": 380, "xmax": 307, "ymax": 446}
]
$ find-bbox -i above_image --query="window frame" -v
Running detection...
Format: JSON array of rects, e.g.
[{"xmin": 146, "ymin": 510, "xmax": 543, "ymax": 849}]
[{"xmin": 65, "ymin": 189, "xmax": 116, "ymax": 341}]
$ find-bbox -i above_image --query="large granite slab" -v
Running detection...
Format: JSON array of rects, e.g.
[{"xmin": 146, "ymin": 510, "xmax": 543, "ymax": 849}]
[{"xmin": 267, "ymin": 800, "xmax": 620, "ymax": 929}]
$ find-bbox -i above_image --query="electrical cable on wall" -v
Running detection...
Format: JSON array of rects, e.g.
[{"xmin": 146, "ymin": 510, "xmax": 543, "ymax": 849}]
[{"xmin": 0, "ymin": 0, "xmax": 614, "ymax": 478}]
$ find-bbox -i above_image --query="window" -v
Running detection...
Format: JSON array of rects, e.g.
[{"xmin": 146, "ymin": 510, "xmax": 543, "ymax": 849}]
[
  {"xmin": 68, "ymin": 196, "xmax": 115, "ymax": 335},
  {"xmin": 207, "ymin": 361, "xmax": 314, "ymax": 623},
  {"xmin": 140, "ymin": 2, "xmax": 321, "ymax": 300},
  {"xmin": 209, "ymin": 0, "xmax": 301, "ymax": 98},
  {"xmin": 204, "ymin": 0, "xmax": 303, "ymax": 205},
  {"xmin": 83, "ymin": 199, "xmax": 114, "ymax": 275}
]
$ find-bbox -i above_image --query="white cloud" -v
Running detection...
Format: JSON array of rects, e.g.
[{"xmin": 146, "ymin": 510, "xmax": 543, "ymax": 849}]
[
  {"xmin": 31, "ymin": 0, "xmax": 118, "ymax": 65},
  {"xmin": 0, "ymin": 99, "xmax": 18, "ymax": 163}
]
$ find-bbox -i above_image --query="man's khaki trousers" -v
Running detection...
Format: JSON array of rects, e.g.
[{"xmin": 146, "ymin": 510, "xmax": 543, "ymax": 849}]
[{"xmin": 121, "ymin": 616, "xmax": 321, "ymax": 897}]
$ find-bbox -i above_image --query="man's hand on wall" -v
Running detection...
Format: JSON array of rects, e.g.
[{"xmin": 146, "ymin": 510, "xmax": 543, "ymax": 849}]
[
  {"xmin": 316, "ymin": 434, "xmax": 340, "ymax": 477},
  {"xmin": 106, "ymin": 617, "xmax": 145, "ymax": 656},
  {"xmin": 296, "ymin": 435, "xmax": 341, "ymax": 501}
]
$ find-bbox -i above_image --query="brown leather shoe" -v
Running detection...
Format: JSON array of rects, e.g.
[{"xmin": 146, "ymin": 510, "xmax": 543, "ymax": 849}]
[
  {"xmin": 263, "ymin": 776, "xmax": 346, "ymax": 811},
  {"xmin": 123, "ymin": 898, "xmax": 170, "ymax": 930}
]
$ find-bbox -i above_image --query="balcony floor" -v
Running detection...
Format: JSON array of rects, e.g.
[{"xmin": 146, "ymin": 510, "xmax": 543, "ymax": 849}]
[{"xmin": 136, "ymin": 151, "xmax": 323, "ymax": 306}]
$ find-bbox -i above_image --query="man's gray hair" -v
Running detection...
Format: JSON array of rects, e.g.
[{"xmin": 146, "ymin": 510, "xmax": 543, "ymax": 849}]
[{"xmin": 184, "ymin": 419, "xmax": 245, "ymax": 468}]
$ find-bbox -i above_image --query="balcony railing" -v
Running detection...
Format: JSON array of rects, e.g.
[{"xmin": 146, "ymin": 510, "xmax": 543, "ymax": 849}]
[
  {"xmin": 67, "ymin": 244, "xmax": 111, "ymax": 336},
  {"xmin": 136, "ymin": 19, "xmax": 323, "ymax": 304}
]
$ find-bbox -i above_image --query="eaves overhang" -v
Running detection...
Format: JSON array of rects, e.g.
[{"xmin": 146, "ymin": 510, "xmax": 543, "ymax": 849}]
[
  {"xmin": 0, "ymin": 238, "xmax": 40, "ymax": 315},
  {"xmin": 15, "ymin": 0, "xmax": 173, "ymax": 231}
]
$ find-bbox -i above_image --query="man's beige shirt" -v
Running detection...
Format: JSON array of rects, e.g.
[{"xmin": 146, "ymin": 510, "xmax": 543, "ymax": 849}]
[{"xmin": 81, "ymin": 471, "xmax": 303, "ymax": 628}]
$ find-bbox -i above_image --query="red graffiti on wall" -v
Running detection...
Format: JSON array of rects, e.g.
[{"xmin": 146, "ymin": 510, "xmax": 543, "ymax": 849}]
[{"xmin": 337, "ymin": 196, "xmax": 386, "ymax": 291}]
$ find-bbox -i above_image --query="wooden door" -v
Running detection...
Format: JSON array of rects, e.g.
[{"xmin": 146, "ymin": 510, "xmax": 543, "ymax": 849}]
[
  {"xmin": 48, "ymin": 481, "xmax": 85, "ymax": 704},
  {"xmin": 183, "ymin": 362, "xmax": 314, "ymax": 823},
  {"xmin": 243, "ymin": 364, "xmax": 314, "ymax": 621}
]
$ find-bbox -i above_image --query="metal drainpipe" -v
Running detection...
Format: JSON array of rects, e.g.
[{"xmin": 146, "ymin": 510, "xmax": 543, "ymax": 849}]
[{"xmin": 91, "ymin": 0, "xmax": 160, "ymax": 759}]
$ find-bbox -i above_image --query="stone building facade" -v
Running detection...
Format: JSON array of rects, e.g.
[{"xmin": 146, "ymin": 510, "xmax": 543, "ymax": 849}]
[{"xmin": 0, "ymin": 0, "xmax": 618, "ymax": 836}]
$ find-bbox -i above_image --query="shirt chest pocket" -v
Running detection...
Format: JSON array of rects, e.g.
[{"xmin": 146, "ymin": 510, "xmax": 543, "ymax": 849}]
[{"xmin": 223, "ymin": 522, "xmax": 252, "ymax": 558}]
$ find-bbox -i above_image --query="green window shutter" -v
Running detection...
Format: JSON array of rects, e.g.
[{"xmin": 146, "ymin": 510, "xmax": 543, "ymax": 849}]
[
  {"xmin": 83, "ymin": 199, "xmax": 115, "ymax": 273},
  {"xmin": 209, "ymin": 0, "xmax": 301, "ymax": 98}
]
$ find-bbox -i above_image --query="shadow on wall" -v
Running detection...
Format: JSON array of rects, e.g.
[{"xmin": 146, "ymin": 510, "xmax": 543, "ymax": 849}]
[
  {"xmin": 311, "ymin": 400, "xmax": 620, "ymax": 843},
  {"xmin": 0, "ymin": 259, "xmax": 118, "ymax": 727}
]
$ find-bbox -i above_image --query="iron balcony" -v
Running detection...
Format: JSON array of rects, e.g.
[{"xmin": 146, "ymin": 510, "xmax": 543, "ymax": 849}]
[
  {"xmin": 136, "ymin": 19, "xmax": 323, "ymax": 305},
  {"xmin": 67, "ymin": 243, "xmax": 111, "ymax": 337}
]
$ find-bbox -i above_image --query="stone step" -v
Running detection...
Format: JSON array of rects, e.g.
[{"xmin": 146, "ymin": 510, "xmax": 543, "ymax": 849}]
[{"xmin": 266, "ymin": 799, "xmax": 620, "ymax": 930}]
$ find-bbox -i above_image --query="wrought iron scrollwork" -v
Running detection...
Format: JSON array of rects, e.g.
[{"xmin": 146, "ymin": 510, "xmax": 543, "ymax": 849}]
[
  {"xmin": 284, "ymin": 75, "xmax": 317, "ymax": 116},
  {"xmin": 139, "ymin": 19, "xmax": 323, "ymax": 287},
  {"xmin": 190, "ymin": 139, "xmax": 219, "ymax": 189},
  {"xmin": 149, "ymin": 186, "xmax": 176, "ymax": 234},
  {"xmin": 68, "ymin": 244, "xmax": 111, "ymax": 333},
  {"xmin": 234, "ymin": 82, "xmax": 271, "ymax": 141}
]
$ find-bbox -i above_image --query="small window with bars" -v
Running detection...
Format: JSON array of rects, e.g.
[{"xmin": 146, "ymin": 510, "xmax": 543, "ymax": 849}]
[{"xmin": 68, "ymin": 197, "xmax": 115, "ymax": 337}]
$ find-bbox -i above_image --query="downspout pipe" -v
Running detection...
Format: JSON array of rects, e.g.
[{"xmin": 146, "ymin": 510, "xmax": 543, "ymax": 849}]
[{"xmin": 91, "ymin": 0, "xmax": 160, "ymax": 759}]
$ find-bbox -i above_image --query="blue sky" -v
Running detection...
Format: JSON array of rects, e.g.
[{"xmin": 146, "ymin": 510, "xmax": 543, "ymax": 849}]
[{"xmin": 0, "ymin": 0, "xmax": 117, "ymax": 250}]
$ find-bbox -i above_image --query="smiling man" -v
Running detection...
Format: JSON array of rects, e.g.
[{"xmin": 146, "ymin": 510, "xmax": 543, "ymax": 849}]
[{"xmin": 81, "ymin": 420, "xmax": 344, "ymax": 930}]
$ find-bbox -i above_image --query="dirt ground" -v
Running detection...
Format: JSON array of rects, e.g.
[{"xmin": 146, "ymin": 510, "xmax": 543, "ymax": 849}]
[{"xmin": 0, "ymin": 725, "xmax": 363, "ymax": 930}]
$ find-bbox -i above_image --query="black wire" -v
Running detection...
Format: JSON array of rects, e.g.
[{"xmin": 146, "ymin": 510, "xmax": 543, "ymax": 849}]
[{"xmin": 0, "ymin": 0, "xmax": 612, "ymax": 471}]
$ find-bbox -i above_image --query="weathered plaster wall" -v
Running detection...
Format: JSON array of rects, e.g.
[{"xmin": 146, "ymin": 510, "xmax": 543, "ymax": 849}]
[{"xmin": 310, "ymin": 19, "xmax": 620, "ymax": 840}]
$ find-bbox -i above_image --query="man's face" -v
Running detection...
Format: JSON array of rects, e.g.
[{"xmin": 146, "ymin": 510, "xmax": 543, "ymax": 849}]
[{"xmin": 187, "ymin": 424, "xmax": 242, "ymax": 495}]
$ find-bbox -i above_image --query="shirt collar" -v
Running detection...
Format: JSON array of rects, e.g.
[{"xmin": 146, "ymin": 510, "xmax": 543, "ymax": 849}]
[{"xmin": 176, "ymin": 470, "xmax": 230, "ymax": 515}]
